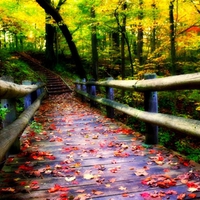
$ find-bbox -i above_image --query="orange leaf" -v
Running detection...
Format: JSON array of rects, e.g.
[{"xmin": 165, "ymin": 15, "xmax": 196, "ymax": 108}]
[
  {"xmin": 177, "ymin": 193, "xmax": 186, "ymax": 200},
  {"xmin": 92, "ymin": 190, "xmax": 104, "ymax": 195},
  {"xmin": 109, "ymin": 178, "xmax": 116, "ymax": 183},
  {"xmin": 188, "ymin": 193, "xmax": 197, "ymax": 199},
  {"xmin": 122, "ymin": 193, "xmax": 129, "ymax": 197}
]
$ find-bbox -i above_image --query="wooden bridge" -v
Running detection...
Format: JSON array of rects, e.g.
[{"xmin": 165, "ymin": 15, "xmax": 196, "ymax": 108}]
[{"xmin": 1, "ymin": 56, "xmax": 200, "ymax": 199}]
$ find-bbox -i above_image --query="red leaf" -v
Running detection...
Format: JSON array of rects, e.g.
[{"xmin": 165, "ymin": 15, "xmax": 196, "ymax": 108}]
[
  {"xmin": 60, "ymin": 193, "xmax": 68, "ymax": 198},
  {"xmin": 20, "ymin": 181, "xmax": 27, "ymax": 186},
  {"xmin": 166, "ymin": 190, "xmax": 177, "ymax": 195},
  {"xmin": 49, "ymin": 123, "xmax": 56, "ymax": 130},
  {"xmin": 140, "ymin": 192, "xmax": 150, "ymax": 198},
  {"xmin": 187, "ymin": 182, "xmax": 198, "ymax": 188},
  {"xmin": 48, "ymin": 184, "xmax": 60, "ymax": 193},
  {"xmin": 18, "ymin": 165, "xmax": 33, "ymax": 171},
  {"xmin": 46, "ymin": 155, "xmax": 56, "ymax": 160},
  {"xmin": 48, "ymin": 184, "xmax": 69, "ymax": 193},
  {"xmin": 30, "ymin": 185, "xmax": 40, "ymax": 190},
  {"xmin": 31, "ymin": 181, "xmax": 39, "ymax": 185},
  {"xmin": 188, "ymin": 193, "xmax": 197, "ymax": 199},
  {"xmin": 177, "ymin": 193, "xmax": 186, "ymax": 200}
]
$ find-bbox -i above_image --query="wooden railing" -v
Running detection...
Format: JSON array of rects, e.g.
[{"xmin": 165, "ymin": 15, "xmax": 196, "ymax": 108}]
[
  {"xmin": 74, "ymin": 72, "xmax": 200, "ymax": 144},
  {"xmin": 0, "ymin": 78, "xmax": 46, "ymax": 162}
]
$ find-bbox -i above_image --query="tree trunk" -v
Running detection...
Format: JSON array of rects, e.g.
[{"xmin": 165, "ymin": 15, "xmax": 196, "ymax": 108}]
[
  {"xmin": 36, "ymin": 0, "xmax": 86, "ymax": 79},
  {"xmin": 121, "ymin": 14, "xmax": 126, "ymax": 80},
  {"xmin": 91, "ymin": 7, "xmax": 99, "ymax": 81},
  {"xmin": 169, "ymin": 0, "xmax": 176, "ymax": 75},
  {"xmin": 137, "ymin": 0, "xmax": 143, "ymax": 66},
  {"xmin": 151, "ymin": 1, "xmax": 156, "ymax": 53},
  {"xmin": 45, "ymin": 11, "xmax": 56, "ymax": 69}
]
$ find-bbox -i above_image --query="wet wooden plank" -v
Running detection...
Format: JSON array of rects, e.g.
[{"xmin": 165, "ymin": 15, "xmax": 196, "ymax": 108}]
[{"xmin": 1, "ymin": 93, "xmax": 200, "ymax": 200}]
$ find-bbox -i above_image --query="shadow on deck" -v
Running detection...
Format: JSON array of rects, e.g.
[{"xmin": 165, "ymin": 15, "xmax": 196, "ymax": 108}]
[{"xmin": 0, "ymin": 93, "xmax": 200, "ymax": 200}]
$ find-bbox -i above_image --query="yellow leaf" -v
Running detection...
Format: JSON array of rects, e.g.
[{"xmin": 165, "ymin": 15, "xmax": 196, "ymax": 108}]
[
  {"xmin": 119, "ymin": 186, "xmax": 127, "ymax": 191},
  {"xmin": 83, "ymin": 173, "xmax": 94, "ymax": 180},
  {"xmin": 65, "ymin": 176, "xmax": 76, "ymax": 182},
  {"xmin": 188, "ymin": 187, "xmax": 198, "ymax": 192}
]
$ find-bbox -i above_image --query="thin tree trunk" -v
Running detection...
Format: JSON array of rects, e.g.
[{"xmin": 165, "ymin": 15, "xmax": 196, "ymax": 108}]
[
  {"xmin": 45, "ymin": 12, "xmax": 56, "ymax": 69},
  {"xmin": 121, "ymin": 12, "xmax": 126, "ymax": 79},
  {"xmin": 151, "ymin": 1, "xmax": 156, "ymax": 53},
  {"xmin": 169, "ymin": 0, "xmax": 176, "ymax": 75},
  {"xmin": 137, "ymin": 0, "xmax": 143, "ymax": 66},
  {"xmin": 91, "ymin": 7, "xmax": 98, "ymax": 81},
  {"xmin": 36, "ymin": 0, "xmax": 86, "ymax": 79}
]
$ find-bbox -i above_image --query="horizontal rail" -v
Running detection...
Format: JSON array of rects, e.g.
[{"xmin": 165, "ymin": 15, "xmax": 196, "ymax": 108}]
[
  {"xmin": 75, "ymin": 72, "xmax": 200, "ymax": 91},
  {"xmin": 75, "ymin": 73, "xmax": 200, "ymax": 144},
  {"xmin": 0, "ymin": 91, "xmax": 46, "ymax": 162},
  {"xmin": 76, "ymin": 89, "xmax": 200, "ymax": 138},
  {"xmin": 0, "ymin": 80, "xmax": 46, "ymax": 99}
]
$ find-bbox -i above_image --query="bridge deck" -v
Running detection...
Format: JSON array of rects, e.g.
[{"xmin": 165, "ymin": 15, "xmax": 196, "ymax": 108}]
[{"xmin": 0, "ymin": 93, "xmax": 200, "ymax": 200}]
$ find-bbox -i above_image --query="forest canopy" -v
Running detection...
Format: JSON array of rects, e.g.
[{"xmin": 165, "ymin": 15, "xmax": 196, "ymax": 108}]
[{"xmin": 0, "ymin": 0, "xmax": 200, "ymax": 79}]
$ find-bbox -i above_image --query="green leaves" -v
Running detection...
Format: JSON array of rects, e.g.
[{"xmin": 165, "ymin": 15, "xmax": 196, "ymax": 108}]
[{"xmin": 0, "ymin": 107, "xmax": 9, "ymax": 120}]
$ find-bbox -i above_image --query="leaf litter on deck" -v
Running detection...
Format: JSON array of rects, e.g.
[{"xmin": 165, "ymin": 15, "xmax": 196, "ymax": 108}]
[{"xmin": 0, "ymin": 93, "xmax": 200, "ymax": 200}]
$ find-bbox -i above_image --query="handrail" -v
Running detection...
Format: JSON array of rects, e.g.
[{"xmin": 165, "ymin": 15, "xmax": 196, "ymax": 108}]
[
  {"xmin": 74, "ymin": 72, "xmax": 200, "ymax": 144},
  {"xmin": 0, "ymin": 80, "xmax": 46, "ymax": 99},
  {"xmin": 0, "ymin": 91, "xmax": 46, "ymax": 162},
  {"xmin": 0, "ymin": 79, "xmax": 46, "ymax": 163},
  {"xmin": 75, "ymin": 90, "xmax": 200, "ymax": 138},
  {"xmin": 75, "ymin": 72, "xmax": 200, "ymax": 91}
]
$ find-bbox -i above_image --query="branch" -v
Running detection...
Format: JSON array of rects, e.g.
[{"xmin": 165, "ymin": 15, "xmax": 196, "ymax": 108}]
[
  {"xmin": 190, "ymin": 0, "xmax": 200, "ymax": 14},
  {"xmin": 178, "ymin": 21, "xmax": 200, "ymax": 35},
  {"xmin": 56, "ymin": 0, "xmax": 67, "ymax": 11}
]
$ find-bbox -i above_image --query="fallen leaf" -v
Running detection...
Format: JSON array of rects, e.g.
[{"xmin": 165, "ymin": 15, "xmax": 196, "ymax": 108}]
[
  {"xmin": 188, "ymin": 193, "xmax": 197, "ymax": 199},
  {"xmin": 1, "ymin": 187, "xmax": 15, "ymax": 193},
  {"xmin": 48, "ymin": 184, "xmax": 69, "ymax": 193},
  {"xmin": 65, "ymin": 176, "xmax": 76, "ymax": 182},
  {"xmin": 92, "ymin": 190, "xmax": 104, "ymax": 195},
  {"xmin": 109, "ymin": 178, "xmax": 116, "ymax": 183},
  {"xmin": 20, "ymin": 181, "xmax": 27, "ymax": 186},
  {"xmin": 49, "ymin": 123, "xmax": 56, "ymax": 130},
  {"xmin": 140, "ymin": 192, "xmax": 150, "ymax": 198},
  {"xmin": 188, "ymin": 187, "xmax": 198, "ymax": 192},
  {"xmin": 165, "ymin": 190, "xmax": 177, "ymax": 195},
  {"xmin": 122, "ymin": 193, "xmax": 129, "ymax": 197},
  {"xmin": 105, "ymin": 184, "xmax": 111, "ymax": 188},
  {"xmin": 134, "ymin": 169, "xmax": 148, "ymax": 176},
  {"xmin": 187, "ymin": 182, "xmax": 199, "ymax": 192},
  {"xmin": 83, "ymin": 173, "xmax": 94, "ymax": 180},
  {"xmin": 119, "ymin": 186, "xmax": 127, "ymax": 191},
  {"xmin": 30, "ymin": 185, "xmax": 40, "ymax": 190},
  {"xmin": 177, "ymin": 193, "xmax": 186, "ymax": 200},
  {"xmin": 77, "ymin": 189, "xmax": 85, "ymax": 193}
]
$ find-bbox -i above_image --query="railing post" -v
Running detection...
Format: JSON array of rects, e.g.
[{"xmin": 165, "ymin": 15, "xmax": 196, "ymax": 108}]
[
  {"xmin": 31, "ymin": 81, "xmax": 38, "ymax": 103},
  {"xmin": 81, "ymin": 78, "xmax": 87, "ymax": 102},
  {"xmin": 36, "ymin": 82, "xmax": 43, "ymax": 97},
  {"xmin": 75, "ymin": 79, "xmax": 81, "ymax": 90},
  {"xmin": 106, "ymin": 77, "xmax": 114, "ymax": 118},
  {"xmin": 144, "ymin": 73, "xmax": 158, "ymax": 144},
  {"xmin": 1, "ymin": 76, "xmax": 17, "ymax": 128},
  {"xmin": 89, "ymin": 78, "xmax": 96, "ymax": 107},
  {"xmin": 22, "ymin": 80, "xmax": 32, "ymax": 109}
]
